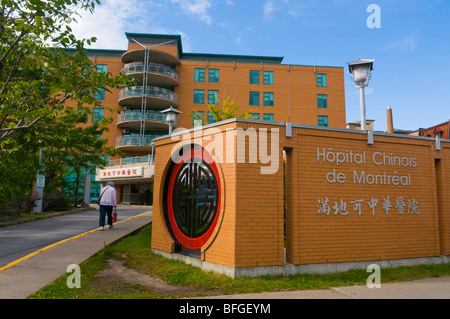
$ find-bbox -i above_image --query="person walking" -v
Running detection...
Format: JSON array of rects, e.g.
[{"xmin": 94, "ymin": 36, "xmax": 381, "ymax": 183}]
[{"xmin": 98, "ymin": 181, "xmax": 117, "ymax": 230}]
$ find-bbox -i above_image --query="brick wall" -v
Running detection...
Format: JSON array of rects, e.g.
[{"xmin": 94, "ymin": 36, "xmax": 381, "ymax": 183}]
[{"xmin": 152, "ymin": 119, "xmax": 450, "ymax": 270}]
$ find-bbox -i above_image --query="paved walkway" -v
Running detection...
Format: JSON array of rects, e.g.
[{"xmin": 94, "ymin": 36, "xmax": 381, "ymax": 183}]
[
  {"xmin": 0, "ymin": 208, "xmax": 152, "ymax": 299},
  {"xmin": 1, "ymin": 207, "xmax": 449, "ymax": 299},
  {"xmin": 197, "ymin": 276, "xmax": 450, "ymax": 299}
]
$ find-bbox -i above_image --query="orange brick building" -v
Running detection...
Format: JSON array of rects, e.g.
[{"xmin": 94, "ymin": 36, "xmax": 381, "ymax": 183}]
[
  {"xmin": 75, "ymin": 33, "xmax": 346, "ymax": 204},
  {"xmin": 151, "ymin": 119, "xmax": 450, "ymax": 277}
]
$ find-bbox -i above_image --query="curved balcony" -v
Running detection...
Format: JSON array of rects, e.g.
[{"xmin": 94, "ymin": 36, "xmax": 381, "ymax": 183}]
[
  {"xmin": 122, "ymin": 62, "xmax": 180, "ymax": 86},
  {"xmin": 122, "ymin": 49, "xmax": 180, "ymax": 65},
  {"xmin": 119, "ymin": 86, "xmax": 179, "ymax": 109},
  {"xmin": 115, "ymin": 135, "xmax": 158, "ymax": 152},
  {"xmin": 117, "ymin": 111, "xmax": 169, "ymax": 131}
]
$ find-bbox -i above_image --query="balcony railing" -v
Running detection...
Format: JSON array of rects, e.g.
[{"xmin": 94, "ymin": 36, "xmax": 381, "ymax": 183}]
[
  {"xmin": 122, "ymin": 62, "xmax": 179, "ymax": 83},
  {"xmin": 119, "ymin": 86, "xmax": 179, "ymax": 107},
  {"xmin": 115, "ymin": 135, "xmax": 159, "ymax": 148},
  {"xmin": 117, "ymin": 110, "xmax": 167, "ymax": 124},
  {"xmin": 107, "ymin": 155, "xmax": 154, "ymax": 167}
]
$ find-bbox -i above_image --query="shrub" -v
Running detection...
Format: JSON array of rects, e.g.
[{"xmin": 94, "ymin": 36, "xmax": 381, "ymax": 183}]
[
  {"xmin": 43, "ymin": 192, "xmax": 71, "ymax": 212},
  {"xmin": 0, "ymin": 193, "xmax": 40, "ymax": 217}
]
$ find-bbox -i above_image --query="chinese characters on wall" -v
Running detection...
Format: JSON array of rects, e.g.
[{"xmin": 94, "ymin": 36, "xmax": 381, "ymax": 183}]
[
  {"xmin": 100, "ymin": 167, "xmax": 143, "ymax": 178},
  {"xmin": 317, "ymin": 197, "xmax": 421, "ymax": 216}
]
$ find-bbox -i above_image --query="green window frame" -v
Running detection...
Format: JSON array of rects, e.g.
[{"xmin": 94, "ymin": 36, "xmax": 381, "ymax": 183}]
[
  {"xmin": 92, "ymin": 108, "xmax": 104, "ymax": 122},
  {"xmin": 208, "ymin": 90, "xmax": 219, "ymax": 104},
  {"xmin": 193, "ymin": 89, "xmax": 205, "ymax": 104},
  {"xmin": 249, "ymin": 70, "xmax": 260, "ymax": 84},
  {"xmin": 317, "ymin": 73, "xmax": 327, "ymax": 87},
  {"xmin": 250, "ymin": 113, "xmax": 260, "ymax": 120},
  {"xmin": 94, "ymin": 88, "xmax": 105, "ymax": 100},
  {"xmin": 193, "ymin": 111, "xmax": 204, "ymax": 127},
  {"xmin": 96, "ymin": 64, "xmax": 107, "ymax": 73},
  {"xmin": 207, "ymin": 112, "xmax": 216, "ymax": 123},
  {"xmin": 263, "ymin": 92, "xmax": 274, "ymax": 106},
  {"xmin": 263, "ymin": 71, "xmax": 274, "ymax": 85},
  {"xmin": 318, "ymin": 115, "xmax": 328, "ymax": 127},
  {"xmin": 194, "ymin": 68, "xmax": 205, "ymax": 82},
  {"xmin": 263, "ymin": 113, "xmax": 274, "ymax": 121},
  {"xmin": 249, "ymin": 91, "xmax": 260, "ymax": 106},
  {"xmin": 208, "ymin": 69, "xmax": 219, "ymax": 82},
  {"xmin": 317, "ymin": 94, "xmax": 328, "ymax": 108}
]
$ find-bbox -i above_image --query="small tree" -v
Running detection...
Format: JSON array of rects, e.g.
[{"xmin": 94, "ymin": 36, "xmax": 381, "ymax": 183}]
[
  {"xmin": 0, "ymin": 0, "xmax": 130, "ymax": 147},
  {"xmin": 189, "ymin": 96, "xmax": 254, "ymax": 125}
]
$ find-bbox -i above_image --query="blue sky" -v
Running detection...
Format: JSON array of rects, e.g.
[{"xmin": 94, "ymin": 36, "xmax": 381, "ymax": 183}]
[{"xmin": 72, "ymin": 0, "xmax": 450, "ymax": 132}]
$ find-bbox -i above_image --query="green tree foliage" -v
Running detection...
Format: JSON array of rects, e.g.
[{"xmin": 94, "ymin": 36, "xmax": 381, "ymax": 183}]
[
  {"xmin": 0, "ymin": 0, "xmax": 129, "ymax": 146},
  {"xmin": 189, "ymin": 96, "xmax": 254, "ymax": 125},
  {"xmin": 0, "ymin": 0, "xmax": 130, "ymax": 212}
]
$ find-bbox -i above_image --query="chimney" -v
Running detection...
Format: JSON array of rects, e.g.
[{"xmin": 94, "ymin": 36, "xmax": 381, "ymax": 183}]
[{"xmin": 387, "ymin": 105, "xmax": 394, "ymax": 134}]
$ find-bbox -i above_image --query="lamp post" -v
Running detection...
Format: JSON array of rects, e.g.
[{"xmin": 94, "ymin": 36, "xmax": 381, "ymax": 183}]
[
  {"xmin": 347, "ymin": 57, "xmax": 375, "ymax": 131},
  {"xmin": 161, "ymin": 106, "xmax": 182, "ymax": 135}
]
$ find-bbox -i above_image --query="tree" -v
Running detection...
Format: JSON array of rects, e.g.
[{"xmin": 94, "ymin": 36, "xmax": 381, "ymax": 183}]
[
  {"xmin": 37, "ymin": 109, "xmax": 122, "ymax": 207},
  {"xmin": 0, "ymin": 0, "xmax": 131, "ymax": 212},
  {"xmin": 0, "ymin": 0, "xmax": 129, "ymax": 147},
  {"xmin": 189, "ymin": 96, "xmax": 254, "ymax": 125}
]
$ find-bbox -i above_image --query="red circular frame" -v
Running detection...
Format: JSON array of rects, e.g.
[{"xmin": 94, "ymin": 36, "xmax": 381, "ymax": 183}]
[{"xmin": 166, "ymin": 147, "xmax": 221, "ymax": 249}]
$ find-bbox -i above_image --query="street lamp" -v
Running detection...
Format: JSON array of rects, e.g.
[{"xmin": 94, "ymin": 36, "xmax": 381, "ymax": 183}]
[
  {"xmin": 161, "ymin": 106, "xmax": 182, "ymax": 135},
  {"xmin": 347, "ymin": 57, "xmax": 375, "ymax": 131}
]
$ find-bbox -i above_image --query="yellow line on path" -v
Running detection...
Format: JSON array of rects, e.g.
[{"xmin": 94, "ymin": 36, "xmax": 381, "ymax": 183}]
[{"xmin": 0, "ymin": 211, "xmax": 151, "ymax": 272}]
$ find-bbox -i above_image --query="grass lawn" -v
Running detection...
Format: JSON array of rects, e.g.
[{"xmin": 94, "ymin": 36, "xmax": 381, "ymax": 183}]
[{"xmin": 29, "ymin": 224, "xmax": 450, "ymax": 299}]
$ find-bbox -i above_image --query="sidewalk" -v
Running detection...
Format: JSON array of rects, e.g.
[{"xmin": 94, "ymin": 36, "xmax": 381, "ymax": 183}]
[
  {"xmin": 0, "ymin": 210, "xmax": 152, "ymax": 299},
  {"xmin": 1, "ymin": 208, "xmax": 448, "ymax": 300},
  {"xmin": 197, "ymin": 276, "xmax": 450, "ymax": 299}
]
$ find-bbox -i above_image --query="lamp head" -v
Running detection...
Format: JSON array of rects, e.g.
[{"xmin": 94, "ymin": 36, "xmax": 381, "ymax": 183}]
[
  {"xmin": 347, "ymin": 57, "xmax": 374, "ymax": 88},
  {"xmin": 161, "ymin": 106, "xmax": 182, "ymax": 125}
]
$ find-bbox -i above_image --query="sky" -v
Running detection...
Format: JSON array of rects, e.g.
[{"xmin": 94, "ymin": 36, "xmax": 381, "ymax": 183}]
[{"xmin": 69, "ymin": 0, "xmax": 450, "ymax": 132}]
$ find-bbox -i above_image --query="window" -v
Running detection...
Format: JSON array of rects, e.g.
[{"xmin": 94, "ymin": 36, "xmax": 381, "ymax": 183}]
[
  {"xmin": 317, "ymin": 73, "xmax": 327, "ymax": 87},
  {"xmin": 263, "ymin": 113, "xmax": 274, "ymax": 121},
  {"xmin": 208, "ymin": 90, "xmax": 219, "ymax": 104},
  {"xmin": 318, "ymin": 115, "xmax": 328, "ymax": 127},
  {"xmin": 249, "ymin": 70, "xmax": 260, "ymax": 84},
  {"xmin": 209, "ymin": 69, "xmax": 219, "ymax": 82},
  {"xmin": 263, "ymin": 71, "xmax": 274, "ymax": 85},
  {"xmin": 250, "ymin": 113, "xmax": 260, "ymax": 120},
  {"xmin": 94, "ymin": 88, "xmax": 105, "ymax": 100},
  {"xmin": 317, "ymin": 94, "xmax": 328, "ymax": 108},
  {"xmin": 263, "ymin": 92, "xmax": 274, "ymax": 106},
  {"xmin": 249, "ymin": 92, "xmax": 260, "ymax": 106},
  {"xmin": 193, "ymin": 111, "xmax": 204, "ymax": 127},
  {"xmin": 96, "ymin": 64, "xmax": 107, "ymax": 73},
  {"xmin": 194, "ymin": 68, "xmax": 205, "ymax": 82},
  {"xmin": 207, "ymin": 112, "xmax": 216, "ymax": 123},
  {"xmin": 92, "ymin": 108, "xmax": 104, "ymax": 122},
  {"xmin": 193, "ymin": 89, "xmax": 205, "ymax": 104}
]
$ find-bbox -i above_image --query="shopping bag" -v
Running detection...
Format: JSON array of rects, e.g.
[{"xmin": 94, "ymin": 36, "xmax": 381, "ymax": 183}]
[{"xmin": 112, "ymin": 208, "xmax": 117, "ymax": 223}]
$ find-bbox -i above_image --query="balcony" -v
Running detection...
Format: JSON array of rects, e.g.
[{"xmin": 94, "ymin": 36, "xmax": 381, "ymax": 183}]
[
  {"xmin": 117, "ymin": 111, "xmax": 169, "ymax": 131},
  {"xmin": 115, "ymin": 135, "xmax": 159, "ymax": 152},
  {"xmin": 119, "ymin": 86, "xmax": 179, "ymax": 109},
  {"xmin": 122, "ymin": 62, "xmax": 180, "ymax": 86},
  {"xmin": 122, "ymin": 48, "xmax": 180, "ymax": 65}
]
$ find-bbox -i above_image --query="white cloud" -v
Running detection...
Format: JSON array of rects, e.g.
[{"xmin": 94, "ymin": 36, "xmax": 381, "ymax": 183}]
[
  {"xmin": 386, "ymin": 36, "xmax": 418, "ymax": 54},
  {"xmin": 263, "ymin": 1, "xmax": 276, "ymax": 22},
  {"xmin": 69, "ymin": 0, "xmax": 149, "ymax": 49},
  {"xmin": 171, "ymin": 0, "xmax": 213, "ymax": 26}
]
